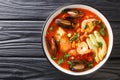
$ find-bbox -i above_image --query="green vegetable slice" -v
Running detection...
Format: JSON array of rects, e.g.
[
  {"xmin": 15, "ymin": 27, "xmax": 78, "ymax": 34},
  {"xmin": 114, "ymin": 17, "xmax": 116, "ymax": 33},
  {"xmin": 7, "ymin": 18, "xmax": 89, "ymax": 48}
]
[
  {"xmin": 64, "ymin": 53, "xmax": 70, "ymax": 58},
  {"xmin": 94, "ymin": 31, "xmax": 107, "ymax": 60},
  {"xmin": 58, "ymin": 58, "xmax": 64, "ymax": 65},
  {"xmin": 100, "ymin": 24, "xmax": 106, "ymax": 36},
  {"xmin": 100, "ymin": 28, "xmax": 105, "ymax": 36}
]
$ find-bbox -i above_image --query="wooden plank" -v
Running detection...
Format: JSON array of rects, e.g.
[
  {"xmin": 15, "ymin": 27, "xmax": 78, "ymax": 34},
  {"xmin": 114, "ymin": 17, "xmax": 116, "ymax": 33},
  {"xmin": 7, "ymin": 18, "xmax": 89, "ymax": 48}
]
[
  {"xmin": 0, "ymin": 21, "xmax": 119, "ymax": 58},
  {"xmin": 0, "ymin": 0, "xmax": 119, "ymax": 21},
  {"xmin": 0, "ymin": 21, "xmax": 43, "ymax": 57},
  {"xmin": 0, "ymin": 57, "xmax": 119, "ymax": 80}
]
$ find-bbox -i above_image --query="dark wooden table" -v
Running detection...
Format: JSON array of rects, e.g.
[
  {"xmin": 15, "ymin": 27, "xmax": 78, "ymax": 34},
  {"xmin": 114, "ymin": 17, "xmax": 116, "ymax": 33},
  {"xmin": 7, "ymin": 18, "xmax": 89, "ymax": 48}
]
[{"xmin": 0, "ymin": 0, "xmax": 119, "ymax": 80}]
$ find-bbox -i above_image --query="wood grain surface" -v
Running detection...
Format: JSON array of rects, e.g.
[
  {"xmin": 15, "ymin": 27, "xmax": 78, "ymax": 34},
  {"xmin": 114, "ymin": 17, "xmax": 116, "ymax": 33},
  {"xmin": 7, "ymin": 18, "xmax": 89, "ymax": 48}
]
[{"xmin": 0, "ymin": 0, "xmax": 119, "ymax": 80}]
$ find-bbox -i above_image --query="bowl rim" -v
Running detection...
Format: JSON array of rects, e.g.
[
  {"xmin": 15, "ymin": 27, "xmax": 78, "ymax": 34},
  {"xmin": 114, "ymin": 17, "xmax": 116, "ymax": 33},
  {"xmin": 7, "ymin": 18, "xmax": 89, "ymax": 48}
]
[{"xmin": 42, "ymin": 4, "xmax": 113, "ymax": 76}]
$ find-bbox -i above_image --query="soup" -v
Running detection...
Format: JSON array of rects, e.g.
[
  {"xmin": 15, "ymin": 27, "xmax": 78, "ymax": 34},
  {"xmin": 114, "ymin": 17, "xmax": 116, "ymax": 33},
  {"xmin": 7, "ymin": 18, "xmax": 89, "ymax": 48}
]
[{"xmin": 45, "ymin": 8, "xmax": 109, "ymax": 72}]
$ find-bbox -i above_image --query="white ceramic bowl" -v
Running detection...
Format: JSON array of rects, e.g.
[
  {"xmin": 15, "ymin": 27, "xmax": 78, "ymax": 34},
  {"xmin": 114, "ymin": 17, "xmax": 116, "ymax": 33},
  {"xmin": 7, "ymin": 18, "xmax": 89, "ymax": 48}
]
[{"xmin": 42, "ymin": 4, "xmax": 113, "ymax": 76}]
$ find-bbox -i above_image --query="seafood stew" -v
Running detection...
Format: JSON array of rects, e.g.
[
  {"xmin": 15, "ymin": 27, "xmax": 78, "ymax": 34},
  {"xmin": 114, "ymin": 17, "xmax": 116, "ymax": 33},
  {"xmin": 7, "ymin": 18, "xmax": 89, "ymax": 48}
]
[{"xmin": 45, "ymin": 7, "xmax": 110, "ymax": 72}]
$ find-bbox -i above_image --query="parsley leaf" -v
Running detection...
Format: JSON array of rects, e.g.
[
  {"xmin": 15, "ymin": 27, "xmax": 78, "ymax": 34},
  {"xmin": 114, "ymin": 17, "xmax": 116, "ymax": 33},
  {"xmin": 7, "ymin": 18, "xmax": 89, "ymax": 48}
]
[
  {"xmin": 58, "ymin": 58, "xmax": 64, "ymax": 65},
  {"xmin": 100, "ymin": 24, "xmax": 106, "ymax": 36},
  {"xmin": 57, "ymin": 33, "xmax": 60, "ymax": 36},
  {"xmin": 98, "ymin": 42, "xmax": 103, "ymax": 48},
  {"xmin": 67, "ymin": 61, "xmax": 75, "ymax": 67},
  {"xmin": 69, "ymin": 33, "xmax": 80, "ymax": 42},
  {"xmin": 64, "ymin": 53, "xmax": 70, "ymax": 58},
  {"xmin": 88, "ymin": 61, "xmax": 93, "ymax": 68},
  {"xmin": 51, "ymin": 56, "xmax": 56, "ymax": 60},
  {"xmin": 84, "ymin": 24, "xmax": 88, "ymax": 29}
]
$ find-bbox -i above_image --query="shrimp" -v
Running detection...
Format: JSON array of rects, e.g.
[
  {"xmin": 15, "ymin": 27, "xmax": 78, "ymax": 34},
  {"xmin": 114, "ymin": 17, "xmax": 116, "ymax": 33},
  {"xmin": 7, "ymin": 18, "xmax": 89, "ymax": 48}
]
[
  {"xmin": 76, "ymin": 41, "xmax": 91, "ymax": 55},
  {"xmin": 81, "ymin": 19, "xmax": 96, "ymax": 33},
  {"xmin": 68, "ymin": 49, "xmax": 77, "ymax": 56}
]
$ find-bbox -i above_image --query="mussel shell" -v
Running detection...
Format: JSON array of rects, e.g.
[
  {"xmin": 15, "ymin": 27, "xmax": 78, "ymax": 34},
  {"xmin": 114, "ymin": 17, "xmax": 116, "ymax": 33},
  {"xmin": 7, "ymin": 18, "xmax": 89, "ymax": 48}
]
[
  {"xmin": 61, "ymin": 8, "xmax": 71, "ymax": 13},
  {"xmin": 55, "ymin": 19, "xmax": 74, "ymax": 29},
  {"xmin": 62, "ymin": 8, "xmax": 84, "ymax": 18},
  {"xmin": 69, "ymin": 60, "xmax": 86, "ymax": 71},
  {"xmin": 46, "ymin": 36, "xmax": 58, "ymax": 57},
  {"xmin": 67, "ymin": 10, "xmax": 84, "ymax": 18}
]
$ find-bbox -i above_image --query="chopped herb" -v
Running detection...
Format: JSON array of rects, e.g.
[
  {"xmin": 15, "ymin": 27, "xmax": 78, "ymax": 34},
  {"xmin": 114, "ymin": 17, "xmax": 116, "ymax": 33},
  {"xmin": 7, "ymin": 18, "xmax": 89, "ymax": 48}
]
[
  {"xmin": 100, "ymin": 28, "xmax": 105, "ymax": 36},
  {"xmin": 100, "ymin": 24, "xmax": 106, "ymax": 36},
  {"xmin": 67, "ymin": 61, "xmax": 72, "ymax": 64},
  {"xmin": 69, "ymin": 33, "xmax": 80, "ymax": 42},
  {"xmin": 84, "ymin": 24, "xmax": 88, "ymax": 29},
  {"xmin": 67, "ymin": 61, "xmax": 75, "ymax": 67},
  {"xmin": 64, "ymin": 53, "xmax": 70, "ymax": 58},
  {"xmin": 51, "ymin": 56, "xmax": 56, "ymax": 60},
  {"xmin": 94, "ymin": 20, "xmax": 101, "ymax": 26},
  {"xmin": 58, "ymin": 58, "xmax": 64, "ymax": 65},
  {"xmin": 88, "ymin": 61, "xmax": 93, "ymax": 68},
  {"xmin": 98, "ymin": 42, "xmax": 102, "ymax": 48},
  {"xmin": 57, "ymin": 33, "xmax": 60, "ymax": 36},
  {"xmin": 49, "ymin": 27, "xmax": 53, "ymax": 31},
  {"xmin": 101, "ymin": 24, "xmax": 105, "ymax": 29},
  {"xmin": 88, "ymin": 63, "xmax": 93, "ymax": 68}
]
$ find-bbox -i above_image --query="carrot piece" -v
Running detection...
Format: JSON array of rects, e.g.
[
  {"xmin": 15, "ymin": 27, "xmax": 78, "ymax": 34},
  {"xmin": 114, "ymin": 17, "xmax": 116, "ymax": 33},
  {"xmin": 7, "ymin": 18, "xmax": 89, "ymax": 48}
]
[
  {"xmin": 72, "ymin": 41, "xmax": 76, "ymax": 48},
  {"xmin": 77, "ymin": 28, "xmax": 81, "ymax": 32}
]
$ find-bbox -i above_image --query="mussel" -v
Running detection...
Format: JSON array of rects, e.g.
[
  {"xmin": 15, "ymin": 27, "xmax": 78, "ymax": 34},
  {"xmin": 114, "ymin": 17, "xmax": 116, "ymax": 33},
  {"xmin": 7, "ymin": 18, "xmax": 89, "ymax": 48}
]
[
  {"xmin": 46, "ymin": 36, "xmax": 58, "ymax": 57},
  {"xmin": 69, "ymin": 60, "xmax": 86, "ymax": 71},
  {"xmin": 55, "ymin": 19, "xmax": 74, "ymax": 29},
  {"xmin": 62, "ymin": 8, "xmax": 84, "ymax": 18}
]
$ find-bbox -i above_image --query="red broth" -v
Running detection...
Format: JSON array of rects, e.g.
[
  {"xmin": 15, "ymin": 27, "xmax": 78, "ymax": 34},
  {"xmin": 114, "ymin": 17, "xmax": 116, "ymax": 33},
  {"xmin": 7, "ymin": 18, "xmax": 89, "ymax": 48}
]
[{"xmin": 45, "ymin": 8, "xmax": 109, "ymax": 72}]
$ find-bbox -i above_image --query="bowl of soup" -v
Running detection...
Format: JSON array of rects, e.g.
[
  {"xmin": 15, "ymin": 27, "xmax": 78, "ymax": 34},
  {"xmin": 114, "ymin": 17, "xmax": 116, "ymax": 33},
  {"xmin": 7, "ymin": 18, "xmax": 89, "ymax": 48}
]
[{"xmin": 42, "ymin": 4, "xmax": 113, "ymax": 76}]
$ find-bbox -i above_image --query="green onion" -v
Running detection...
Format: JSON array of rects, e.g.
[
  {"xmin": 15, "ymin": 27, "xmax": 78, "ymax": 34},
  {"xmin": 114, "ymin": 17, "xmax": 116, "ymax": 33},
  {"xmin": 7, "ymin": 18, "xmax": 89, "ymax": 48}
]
[
  {"xmin": 67, "ymin": 61, "xmax": 75, "ymax": 67},
  {"xmin": 101, "ymin": 24, "xmax": 105, "ymax": 29},
  {"xmin": 98, "ymin": 42, "xmax": 102, "ymax": 48},
  {"xmin": 100, "ymin": 24, "xmax": 106, "ymax": 36},
  {"xmin": 84, "ymin": 24, "xmax": 88, "ymax": 29},
  {"xmin": 58, "ymin": 58, "xmax": 64, "ymax": 65},
  {"xmin": 100, "ymin": 28, "xmax": 105, "ymax": 36},
  {"xmin": 51, "ymin": 56, "xmax": 56, "ymax": 60},
  {"xmin": 64, "ymin": 53, "xmax": 70, "ymax": 58},
  {"xmin": 88, "ymin": 61, "xmax": 93, "ymax": 68},
  {"xmin": 57, "ymin": 33, "xmax": 60, "ymax": 36},
  {"xmin": 69, "ymin": 33, "xmax": 80, "ymax": 42}
]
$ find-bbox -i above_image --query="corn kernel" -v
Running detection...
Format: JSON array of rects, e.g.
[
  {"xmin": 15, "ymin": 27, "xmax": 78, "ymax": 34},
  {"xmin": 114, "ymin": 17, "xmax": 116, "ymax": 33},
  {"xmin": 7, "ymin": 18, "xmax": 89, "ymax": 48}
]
[{"xmin": 67, "ymin": 33, "xmax": 72, "ymax": 37}]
